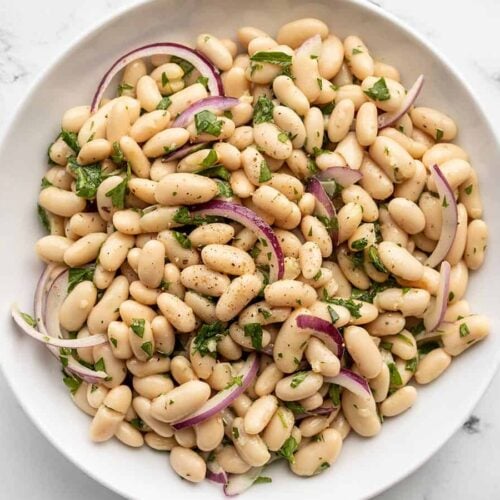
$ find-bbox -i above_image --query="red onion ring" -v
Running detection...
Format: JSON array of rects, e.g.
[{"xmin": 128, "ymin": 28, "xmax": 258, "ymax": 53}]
[
  {"xmin": 162, "ymin": 142, "xmax": 210, "ymax": 162},
  {"xmin": 425, "ymin": 165, "xmax": 458, "ymax": 268},
  {"xmin": 324, "ymin": 368, "xmax": 372, "ymax": 400},
  {"xmin": 315, "ymin": 167, "xmax": 363, "ymax": 186},
  {"xmin": 172, "ymin": 96, "xmax": 239, "ymax": 128},
  {"xmin": 192, "ymin": 200, "xmax": 285, "ymax": 282},
  {"xmin": 295, "ymin": 314, "xmax": 344, "ymax": 358},
  {"xmin": 306, "ymin": 177, "xmax": 339, "ymax": 247},
  {"xmin": 206, "ymin": 460, "xmax": 228, "ymax": 485},
  {"xmin": 172, "ymin": 353, "xmax": 258, "ymax": 430},
  {"xmin": 378, "ymin": 74, "xmax": 424, "ymax": 129},
  {"xmin": 423, "ymin": 260, "xmax": 451, "ymax": 332},
  {"xmin": 91, "ymin": 42, "xmax": 223, "ymax": 112},
  {"xmin": 223, "ymin": 466, "xmax": 264, "ymax": 497}
]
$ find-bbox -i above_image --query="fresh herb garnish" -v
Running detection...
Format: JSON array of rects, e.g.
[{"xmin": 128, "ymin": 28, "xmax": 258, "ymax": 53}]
[
  {"xmin": 368, "ymin": 246, "xmax": 388, "ymax": 272},
  {"xmin": 172, "ymin": 207, "xmax": 218, "ymax": 226},
  {"xmin": 193, "ymin": 321, "xmax": 227, "ymax": 357},
  {"xmin": 254, "ymin": 476, "xmax": 272, "ymax": 484},
  {"xmin": 200, "ymin": 149, "xmax": 218, "ymax": 168},
  {"xmin": 277, "ymin": 436, "xmax": 298, "ymax": 464},
  {"xmin": 278, "ymin": 132, "xmax": 289, "ymax": 143},
  {"xmin": 172, "ymin": 231, "xmax": 192, "ymax": 249},
  {"xmin": 194, "ymin": 110, "xmax": 223, "ymax": 136},
  {"xmin": 170, "ymin": 56, "xmax": 195, "ymax": 78},
  {"xmin": 141, "ymin": 341, "xmax": 154, "ymax": 358},
  {"xmin": 316, "ymin": 215, "xmax": 338, "ymax": 232},
  {"xmin": 60, "ymin": 129, "xmax": 80, "ymax": 153},
  {"xmin": 244, "ymin": 323, "xmax": 263, "ymax": 351},
  {"xmin": 196, "ymin": 75, "xmax": 209, "ymax": 89},
  {"xmin": 405, "ymin": 357, "xmax": 418, "ymax": 373},
  {"xmin": 94, "ymin": 357, "xmax": 106, "ymax": 373},
  {"xmin": 224, "ymin": 374, "xmax": 243, "ymax": 389},
  {"xmin": 329, "ymin": 383, "xmax": 341, "ymax": 406},
  {"xmin": 196, "ymin": 165, "xmax": 231, "ymax": 181},
  {"xmin": 290, "ymin": 371, "xmax": 307, "ymax": 388},
  {"xmin": 258, "ymin": 160, "xmax": 272, "ymax": 183},
  {"xmin": 37, "ymin": 205, "xmax": 50, "ymax": 232},
  {"xmin": 327, "ymin": 305, "xmax": 339, "ymax": 324},
  {"xmin": 363, "ymin": 77, "xmax": 391, "ymax": 101},
  {"xmin": 216, "ymin": 180, "xmax": 233, "ymax": 198},
  {"xmin": 117, "ymin": 82, "xmax": 134, "ymax": 96},
  {"xmin": 285, "ymin": 401, "xmax": 305, "ymax": 414},
  {"xmin": 156, "ymin": 96, "xmax": 171, "ymax": 110},
  {"xmin": 67, "ymin": 266, "xmax": 95, "ymax": 293},
  {"xmin": 322, "ymin": 291, "xmax": 362, "ymax": 319},
  {"xmin": 62, "ymin": 374, "xmax": 82, "ymax": 394},
  {"xmin": 351, "ymin": 237, "xmax": 368, "ymax": 251},
  {"xmin": 253, "ymin": 96, "xmax": 274, "ymax": 125},
  {"xmin": 20, "ymin": 311, "xmax": 37, "ymax": 327},
  {"xmin": 250, "ymin": 51, "xmax": 292, "ymax": 66},
  {"xmin": 436, "ymin": 128, "xmax": 444, "ymax": 141},
  {"xmin": 105, "ymin": 165, "xmax": 130, "ymax": 209},
  {"xmin": 388, "ymin": 362, "xmax": 403, "ymax": 388},
  {"xmin": 131, "ymin": 318, "xmax": 145, "ymax": 338},
  {"xmin": 459, "ymin": 322, "xmax": 470, "ymax": 338}
]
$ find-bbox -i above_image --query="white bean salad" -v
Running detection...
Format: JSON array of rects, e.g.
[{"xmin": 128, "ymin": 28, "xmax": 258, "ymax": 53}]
[{"xmin": 12, "ymin": 17, "xmax": 490, "ymax": 494}]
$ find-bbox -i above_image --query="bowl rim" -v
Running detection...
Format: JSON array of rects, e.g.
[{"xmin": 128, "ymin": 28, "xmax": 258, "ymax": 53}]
[{"xmin": 1, "ymin": 0, "xmax": 499, "ymax": 499}]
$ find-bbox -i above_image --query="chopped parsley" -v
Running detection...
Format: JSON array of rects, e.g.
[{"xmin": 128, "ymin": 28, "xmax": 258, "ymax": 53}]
[
  {"xmin": 435, "ymin": 128, "xmax": 444, "ymax": 141},
  {"xmin": 60, "ymin": 129, "xmax": 80, "ymax": 153},
  {"xmin": 141, "ymin": 341, "xmax": 154, "ymax": 358},
  {"xmin": 156, "ymin": 96, "xmax": 171, "ymax": 110},
  {"xmin": 172, "ymin": 206, "xmax": 218, "ymax": 226},
  {"xmin": 388, "ymin": 362, "xmax": 403, "ymax": 388},
  {"xmin": 317, "ymin": 77, "xmax": 323, "ymax": 90},
  {"xmin": 196, "ymin": 165, "xmax": 231, "ymax": 181},
  {"xmin": 316, "ymin": 215, "xmax": 338, "ymax": 233},
  {"xmin": 129, "ymin": 418, "xmax": 146, "ymax": 431},
  {"xmin": 67, "ymin": 266, "xmax": 95, "ymax": 293},
  {"xmin": 200, "ymin": 149, "xmax": 218, "ymax": 168},
  {"xmin": 278, "ymin": 132, "xmax": 289, "ymax": 143},
  {"xmin": 285, "ymin": 401, "xmax": 305, "ymax": 414},
  {"xmin": 405, "ymin": 357, "xmax": 418, "ymax": 373},
  {"xmin": 67, "ymin": 156, "xmax": 103, "ymax": 199},
  {"xmin": 258, "ymin": 160, "xmax": 272, "ymax": 183},
  {"xmin": 216, "ymin": 180, "xmax": 233, "ymax": 198},
  {"xmin": 418, "ymin": 341, "xmax": 440, "ymax": 356},
  {"xmin": 131, "ymin": 318, "xmax": 145, "ymax": 338},
  {"xmin": 20, "ymin": 311, "xmax": 37, "ymax": 327},
  {"xmin": 194, "ymin": 110, "xmax": 223, "ymax": 136},
  {"xmin": 322, "ymin": 292, "xmax": 362, "ymax": 319},
  {"xmin": 243, "ymin": 323, "xmax": 263, "ymax": 351},
  {"xmin": 329, "ymin": 383, "xmax": 341, "ymax": 406},
  {"xmin": 232, "ymin": 427, "xmax": 240, "ymax": 439},
  {"xmin": 459, "ymin": 322, "xmax": 470, "ymax": 338},
  {"xmin": 254, "ymin": 476, "xmax": 272, "ymax": 484},
  {"xmin": 253, "ymin": 96, "xmax": 274, "ymax": 125},
  {"xmin": 62, "ymin": 374, "xmax": 82, "ymax": 394},
  {"xmin": 277, "ymin": 436, "xmax": 298, "ymax": 464},
  {"xmin": 327, "ymin": 305, "xmax": 339, "ymax": 324},
  {"xmin": 37, "ymin": 205, "xmax": 50, "ymax": 232},
  {"xmin": 397, "ymin": 333, "xmax": 414, "ymax": 346},
  {"xmin": 117, "ymin": 82, "xmax": 134, "ymax": 96},
  {"xmin": 321, "ymin": 101, "xmax": 335, "ymax": 115},
  {"xmin": 258, "ymin": 307, "xmax": 272, "ymax": 320},
  {"xmin": 40, "ymin": 177, "xmax": 53, "ymax": 190},
  {"xmin": 448, "ymin": 291, "xmax": 455, "ymax": 302},
  {"xmin": 351, "ymin": 237, "xmax": 368, "ymax": 251},
  {"xmin": 111, "ymin": 141, "xmax": 126, "ymax": 166},
  {"xmin": 170, "ymin": 56, "xmax": 195, "ymax": 78},
  {"xmin": 442, "ymin": 196, "xmax": 449, "ymax": 208},
  {"xmin": 250, "ymin": 51, "xmax": 292, "ymax": 66},
  {"xmin": 290, "ymin": 371, "xmax": 307, "ymax": 388},
  {"xmin": 352, "ymin": 47, "xmax": 363, "ymax": 55},
  {"xmin": 196, "ymin": 75, "xmax": 209, "ymax": 90},
  {"xmin": 363, "ymin": 77, "xmax": 390, "ymax": 101},
  {"xmin": 105, "ymin": 165, "xmax": 131, "ymax": 209},
  {"xmin": 94, "ymin": 357, "xmax": 106, "ymax": 373},
  {"xmin": 409, "ymin": 319, "xmax": 425, "ymax": 336},
  {"xmin": 172, "ymin": 231, "xmax": 192, "ymax": 249},
  {"xmin": 312, "ymin": 146, "xmax": 329, "ymax": 157},
  {"xmin": 224, "ymin": 374, "xmax": 243, "ymax": 389},
  {"xmin": 368, "ymin": 246, "xmax": 388, "ymax": 273},
  {"xmin": 380, "ymin": 341, "xmax": 393, "ymax": 351},
  {"xmin": 193, "ymin": 321, "xmax": 227, "ymax": 357},
  {"xmin": 307, "ymin": 157, "xmax": 319, "ymax": 175},
  {"xmin": 464, "ymin": 184, "xmax": 473, "ymax": 195}
]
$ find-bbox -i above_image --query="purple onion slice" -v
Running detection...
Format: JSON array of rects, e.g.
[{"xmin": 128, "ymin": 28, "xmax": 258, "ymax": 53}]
[
  {"xmin": 324, "ymin": 368, "xmax": 372, "ymax": 400},
  {"xmin": 424, "ymin": 260, "xmax": 451, "ymax": 332},
  {"xmin": 295, "ymin": 314, "xmax": 344, "ymax": 358},
  {"xmin": 172, "ymin": 96, "xmax": 239, "ymax": 128}
]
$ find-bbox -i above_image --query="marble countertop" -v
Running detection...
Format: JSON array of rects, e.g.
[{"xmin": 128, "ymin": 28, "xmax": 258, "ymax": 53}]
[{"xmin": 0, "ymin": 0, "xmax": 499, "ymax": 498}]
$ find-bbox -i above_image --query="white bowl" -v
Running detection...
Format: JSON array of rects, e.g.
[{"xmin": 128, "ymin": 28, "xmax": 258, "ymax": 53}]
[{"xmin": 0, "ymin": 0, "xmax": 498, "ymax": 498}]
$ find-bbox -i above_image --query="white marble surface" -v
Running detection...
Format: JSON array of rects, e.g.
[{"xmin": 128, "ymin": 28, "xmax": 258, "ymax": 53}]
[{"xmin": 0, "ymin": 0, "xmax": 499, "ymax": 498}]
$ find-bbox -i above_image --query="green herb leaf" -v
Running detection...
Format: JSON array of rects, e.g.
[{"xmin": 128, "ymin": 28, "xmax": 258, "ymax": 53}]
[
  {"xmin": 317, "ymin": 77, "xmax": 323, "ymax": 90},
  {"xmin": 60, "ymin": 129, "xmax": 81, "ymax": 153},
  {"xmin": 250, "ymin": 51, "xmax": 293, "ymax": 66},
  {"xmin": 258, "ymin": 160, "xmax": 272, "ymax": 183},
  {"xmin": 464, "ymin": 184, "xmax": 473, "ymax": 195},
  {"xmin": 157, "ymin": 96, "xmax": 171, "ymax": 110},
  {"xmin": 321, "ymin": 101, "xmax": 335, "ymax": 115},
  {"xmin": 459, "ymin": 322, "xmax": 470, "ymax": 338},
  {"xmin": 131, "ymin": 318, "xmax": 146, "ymax": 338},
  {"xmin": 244, "ymin": 323, "xmax": 263, "ymax": 351},
  {"xmin": 363, "ymin": 77, "xmax": 391, "ymax": 101},
  {"xmin": 232, "ymin": 427, "xmax": 240, "ymax": 439},
  {"xmin": 307, "ymin": 157, "xmax": 319, "ymax": 175},
  {"xmin": 172, "ymin": 206, "xmax": 219, "ymax": 226},
  {"xmin": 352, "ymin": 47, "xmax": 363, "ymax": 55},
  {"xmin": 196, "ymin": 165, "xmax": 231, "ymax": 181},
  {"xmin": 312, "ymin": 146, "xmax": 329, "ymax": 157},
  {"xmin": 62, "ymin": 374, "xmax": 82, "ymax": 394},
  {"xmin": 329, "ymin": 383, "xmax": 341, "ymax": 406},
  {"xmin": 111, "ymin": 141, "xmax": 126, "ymax": 165},
  {"xmin": 40, "ymin": 177, "xmax": 53, "ymax": 190},
  {"xmin": 278, "ymin": 132, "xmax": 289, "ymax": 143},
  {"xmin": 68, "ymin": 266, "xmax": 95, "ymax": 293},
  {"xmin": 253, "ymin": 96, "xmax": 274, "ymax": 125},
  {"xmin": 37, "ymin": 205, "xmax": 51, "ymax": 233},
  {"xmin": 94, "ymin": 357, "xmax": 106, "ymax": 373},
  {"xmin": 141, "ymin": 341, "xmax": 154, "ymax": 358},
  {"xmin": 327, "ymin": 305, "xmax": 339, "ymax": 324},
  {"xmin": 20, "ymin": 311, "xmax": 37, "ymax": 327},
  {"xmin": 258, "ymin": 307, "xmax": 272, "ymax": 320},
  {"xmin": 193, "ymin": 321, "xmax": 227, "ymax": 358},
  {"xmin": 351, "ymin": 237, "xmax": 368, "ymax": 251},
  {"xmin": 172, "ymin": 231, "xmax": 192, "ymax": 249},
  {"xmin": 409, "ymin": 320, "xmax": 425, "ymax": 336},
  {"xmin": 200, "ymin": 149, "xmax": 218, "ymax": 168},
  {"xmin": 216, "ymin": 180, "xmax": 233, "ymax": 198},
  {"xmin": 130, "ymin": 418, "xmax": 146, "ymax": 431},
  {"xmin": 448, "ymin": 291, "xmax": 455, "ymax": 302},
  {"xmin": 418, "ymin": 341, "xmax": 440, "ymax": 356},
  {"xmin": 224, "ymin": 374, "xmax": 243, "ymax": 389},
  {"xmin": 195, "ymin": 110, "xmax": 223, "ymax": 137},
  {"xmin": 442, "ymin": 196, "xmax": 449, "ymax": 208},
  {"xmin": 396, "ymin": 333, "xmax": 414, "ymax": 346},
  {"xmin": 316, "ymin": 215, "xmax": 338, "ymax": 233},
  {"xmin": 110, "ymin": 337, "xmax": 118, "ymax": 348},
  {"xmin": 405, "ymin": 357, "xmax": 418, "ymax": 373},
  {"xmin": 285, "ymin": 401, "xmax": 305, "ymax": 414},
  {"xmin": 105, "ymin": 165, "xmax": 130, "ymax": 209},
  {"xmin": 317, "ymin": 462, "xmax": 330, "ymax": 473},
  {"xmin": 117, "ymin": 82, "xmax": 134, "ymax": 96},
  {"xmin": 436, "ymin": 128, "xmax": 444, "ymax": 141},
  {"xmin": 277, "ymin": 436, "xmax": 298, "ymax": 464},
  {"xmin": 322, "ymin": 292, "xmax": 362, "ymax": 319},
  {"xmin": 170, "ymin": 56, "xmax": 195, "ymax": 78},
  {"xmin": 196, "ymin": 75, "xmax": 209, "ymax": 89},
  {"xmin": 368, "ymin": 246, "xmax": 388, "ymax": 273},
  {"xmin": 388, "ymin": 362, "xmax": 403, "ymax": 388},
  {"xmin": 380, "ymin": 341, "xmax": 393, "ymax": 351},
  {"xmin": 161, "ymin": 71, "xmax": 169, "ymax": 87},
  {"xmin": 254, "ymin": 476, "xmax": 272, "ymax": 484},
  {"xmin": 290, "ymin": 371, "xmax": 307, "ymax": 388}
]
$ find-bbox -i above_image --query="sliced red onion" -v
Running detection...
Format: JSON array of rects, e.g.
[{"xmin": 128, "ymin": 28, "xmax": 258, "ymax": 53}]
[
  {"xmin": 207, "ymin": 460, "xmax": 228, "ymax": 485},
  {"xmin": 294, "ymin": 406, "xmax": 335, "ymax": 421},
  {"xmin": 378, "ymin": 74, "xmax": 425, "ymax": 129},
  {"xmin": 425, "ymin": 165, "xmax": 458, "ymax": 268},
  {"xmin": 163, "ymin": 142, "xmax": 210, "ymax": 162},
  {"xmin": 192, "ymin": 200, "xmax": 284, "ymax": 282},
  {"xmin": 306, "ymin": 177, "xmax": 339, "ymax": 247},
  {"xmin": 91, "ymin": 42, "xmax": 223, "ymax": 112},
  {"xmin": 315, "ymin": 167, "xmax": 363, "ymax": 187},
  {"xmin": 44, "ymin": 268, "xmax": 70, "ymax": 339},
  {"xmin": 296, "ymin": 34, "xmax": 322, "ymax": 58},
  {"xmin": 423, "ymin": 260, "xmax": 451, "ymax": 332},
  {"xmin": 172, "ymin": 96, "xmax": 239, "ymax": 128},
  {"xmin": 11, "ymin": 304, "xmax": 106, "ymax": 348},
  {"xmin": 295, "ymin": 314, "xmax": 344, "ymax": 358},
  {"xmin": 324, "ymin": 368, "xmax": 372, "ymax": 400},
  {"xmin": 172, "ymin": 353, "xmax": 258, "ymax": 430},
  {"xmin": 223, "ymin": 466, "xmax": 264, "ymax": 497}
]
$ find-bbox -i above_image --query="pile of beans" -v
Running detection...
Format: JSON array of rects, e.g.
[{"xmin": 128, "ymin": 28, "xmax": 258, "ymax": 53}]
[{"xmin": 35, "ymin": 17, "xmax": 489, "ymax": 485}]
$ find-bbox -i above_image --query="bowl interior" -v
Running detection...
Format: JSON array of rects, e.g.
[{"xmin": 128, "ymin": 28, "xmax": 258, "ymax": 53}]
[{"xmin": 0, "ymin": 1, "xmax": 499, "ymax": 499}]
